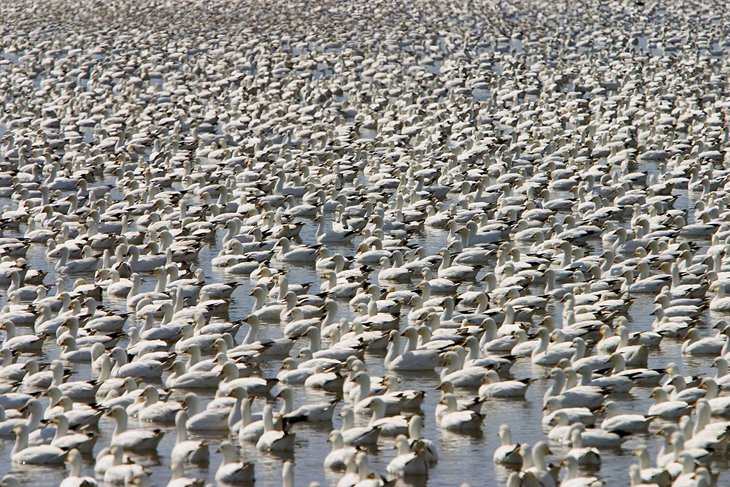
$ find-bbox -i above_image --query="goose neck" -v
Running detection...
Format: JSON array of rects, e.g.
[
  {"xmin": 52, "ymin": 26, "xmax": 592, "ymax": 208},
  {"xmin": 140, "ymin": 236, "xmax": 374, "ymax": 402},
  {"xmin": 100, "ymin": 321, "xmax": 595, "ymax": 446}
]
[{"xmin": 12, "ymin": 427, "xmax": 28, "ymax": 456}]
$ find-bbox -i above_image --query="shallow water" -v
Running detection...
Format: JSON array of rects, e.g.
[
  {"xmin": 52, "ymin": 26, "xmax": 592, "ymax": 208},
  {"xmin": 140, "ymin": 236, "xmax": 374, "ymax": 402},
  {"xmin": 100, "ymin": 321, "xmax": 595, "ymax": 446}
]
[
  {"xmin": 2, "ymin": 175, "xmax": 729, "ymax": 487},
  {"xmin": 1, "ymin": 1, "xmax": 729, "ymax": 485}
]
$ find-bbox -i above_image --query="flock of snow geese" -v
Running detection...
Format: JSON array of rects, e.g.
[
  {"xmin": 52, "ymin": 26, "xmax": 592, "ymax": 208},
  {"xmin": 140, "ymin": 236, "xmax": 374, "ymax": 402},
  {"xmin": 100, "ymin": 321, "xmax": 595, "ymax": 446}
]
[{"xmin": 1, "ymin": 0, "xmax": 730, "ymax": 486}]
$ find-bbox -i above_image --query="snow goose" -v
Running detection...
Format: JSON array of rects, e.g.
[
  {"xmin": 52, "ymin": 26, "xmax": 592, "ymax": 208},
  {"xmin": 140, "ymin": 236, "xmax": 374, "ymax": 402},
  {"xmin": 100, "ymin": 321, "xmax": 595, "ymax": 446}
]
[
  {"xmin": 171, "ymin": 410, "xmax": 209, "ymax": 466},
  {"xmin": 437, "ymin": 393, "xmax": 484, "ymax": 432},
  {"xmin": 106, "ymin": 270, "xmax": 135, "ymax": 298},
  {"xmin": 437, "ymin": 249, "xmax": 480, "ymax": 281},
  {"xmin": 671, "ymin": 465, "xmax": 711, "ymax": 487},
  {"xmin": 60, "ymin": 449, "xmax": 97, "ymax": 487},
  {"xmin": 543, "ymin": 368, "xmax": 605, "ymax": 410},
  {"xmin": 407, "ymin": 415, "xmax": 437, "ymax": 464},
  {"xmin": 215, "ymin": 441, "xmax": 254, "ymax": 484},
  {"xmin": 306, "ymin": 326, "xmax": 365, "ymax": 362},
  {"xmin": 0, "ymin": 404, "xmax": 28, "ymax": 438},
  {"xmin": 547, "ymin": 411, "xmax": 584, "ymax": 443},
  {"xmin": 577, "ymin": 365, "xmax": 633, "ymax": 394},
  {"xmin": 651, "ymin": 306, "xmax": 691, "ymax": 338},
  {"xmin": 46, "ymin": 360, "xmax": 97, "ymax": 403},
  {"xmin": 113, "ymin": 349, "xmax": 166, "ymax": 380},
  {"xmin": 628, "ymin": 261, "xmax": 671, "ymax": 294},
  {"xmin": 712, "ymin": 357, "xmax": 730, "ymax": 389},
  {"xmin": 565, "ymin": 425, "xmax": 601, "ymax": 466},
  {"xmin": 48, "ymin": 414, "xmax": 96, "ymax": 453},
  {"xmin": 345, "ymin": 370, "xmax": 383, "ymax": 410},
  {"xmin": 55, "ymin": 245, "xmax": 99, "ymax": 274},
  {"xmin": 439, "ymin": 351, "xmax": 487, "ymax": 388},
  {"xmin": 274, "ymin": 237, "xmax": 318, "ymax": 264},
  {"xmin": 665, "ymin": 375, "xmax": 705, "ymax": 405},
  {"xmin": 304, "ymin": 364, "xmax": 345, "ymax": 391},
  {"xmin": 236, "ymin": 395, "xmax": 265, "ymax": 443},
  {"xmin": 339, "ymin": 406, "xmax": 380, "ymax": 446},
  {"xmin": 249, "ymin": 285, "xmax": 290, "ymax": 322},
  {"xmin": 531, "ymin": 329, "xmax": 576, "ymax": 366},
  {"xmin": 615, "ymin": 323, "xmax": 649, "ymax": 367},
  {"xmin": 571, "ymin": 339, "xmax": 611, "ymax": 372},
  {"xmin": 479, "ymin": 370, "xmax": 530, "ymax": 398},
  {"xmin": 381, "ymin": 375, "xmax": 425, "ymax": 410},
  {"xmin": 102, "ymin": 445, "xmax": 149, "ymax": 485},
  {"xmin": 1, "ymin": 320, "xmax": 44, "ymax": 354},
  {"xmin": 633, "ymin": 444, "xmax": 671, "ymax": 486},
  {"xmin": 165, "ymin": 360, "xmax": 221, "ymax": 391},
  {"xmin": 435, "ymin": 381, "xmax": 483, "ymax": 422},
  {"xmin": 256, "ymin": 404, "xmax": 295, "ymax": 451},
  {"xmin": 663, "ymin": 431, "xmax": 712, "ymax": 467},
  {"xmin": 46, "ymin": 389, "xmax": 102, "ymax": 430},
  {"xmin": 561, "ymin": 456, "xmax": 603, "ymax": 487},
  {"xmin": 365, "ymin": 397, "xmax": 409, "ymax": 436},
  {"xmin": 167, "ymin": 455, "xmax": 204, "ymax": 487},
  {"xmin": 11, "ymin": 424, "xmax": 65, "ymax": 465},
  {"xmin": 464, "ymin": 335, "xmax": 513, "ymax": 373},
  {"xmin": 648, "ymin": 388, "xmax": 691, "ymax": 420},
  {"xmin": 21, "ymin": 360, "xmax": 59, "ymax": 390},
  {"xmin": 354, "ymin": 299, "xmax": 400, "ymax": 331},
  {"xmin": 233, "ymin": 315, "xmax": 294, "ymax": 357},
  {"xmin": 107, "ymin": 406, "xmax": 163, "ymax": 453},
  {"xmin": 315, "ymin": 214, "xmax": 356, "ymax": 243},
  {"xmin": 185, "ymin": 390, "xmax": 243, "ymax": 432},
  {"xmin": 493, "ymin": 424, "xmax": 522, "ymax": 466},
  {"xmin": 600, "ymin": 401, "xmax": 652, "ymax": 435},
  {"xmin": 608, "ymin": 353, "xmax": 663, "ymax": 387},
  {"xmin": 387, "ymin": 435, "xmax": 429, "ymax": 477},
  {"xmin": 277, "ymin": 357, "xmax": 317, "ymax": 385},
  {"xmin": 419, "ymin": 267, "xmax": 458, "ymax": 295},
  {"xmin": 681, "ymin": 328, "xmax": 727, "ymax": 356},
  {"xmin": 523, "ymin": 442, "xmax": 556, "ymax": 487},
  {"xmin": 377, "ymin": 256, "xmax": 412, "ymax": 283},
  {"xmin": 0, "ymin": 349, "xmax": 28, "ymax": 383},
  {"xmin": 277, "ymin": 386, "xmax": 337, "ymax": 423},
  {"xmin": 136, "ymin": 386, "xmax": 181, "ymax": 424},
  {"xmin": 699, "ymin": 379, "xmax": 730, "ymax": 417},
  {"xmin": 711, "ymin": 283, "xmax": 730, "ymax": 311},
  {"xmin": 384, "ymin": 330, "xmax": 441, "ymax": 371},
  {"xmin": 324, "ymin": 430, "xmax": 357, "ymax": 470}
]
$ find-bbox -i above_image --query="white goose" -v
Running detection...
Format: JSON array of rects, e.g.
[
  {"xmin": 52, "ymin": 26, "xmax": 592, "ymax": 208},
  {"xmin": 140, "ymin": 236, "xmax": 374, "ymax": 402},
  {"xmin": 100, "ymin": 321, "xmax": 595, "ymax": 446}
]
[
  {"xmin": 11, "ymin": 424, "xmax": 65, "ymax": 465},
  {"xmin": 543, "ymin": 368, "xmax": 605, "ymax": 410},
  {"xmin": 384, "ymin": 330, "xmax": 441, "ymax": 371},
  {"xmin": 60, "ymin": 449, "xmax": 98, "ymax": 487},
  {"xmin": 493, "ymin": 424, "xmax": 522, "ymax": 466},
  {"xmin": 49, "ymin": 414, "xmax": 96, "ymax": 453},
  {"xmin": 600, "ymin": 401, "xmax": 652, "ymax": 434},
  {"xmin": 565, "ymin": 424, "xmax": 601, "ymax": 466},
  {"xmin": 339, "ymin": 406, "xmax": 380, "ymax": 446},
  {"xmin": 102, "ymin": 445, "xmax": 149, "ymax": 485},
  {"xmin": 386, "ymin": 435, "xmax": 429, "ymax": 477},
  {"xmin": 324, "ymin": 430, "xmax": 357, "ymax": 470},
  {"xmin": 407, "ymin": 415, "xmax": 437, "ymax": 464},
  {"xmin": 256, "ymin": 404, "xmax": 294, "ymax": 451},
  {"xmin": 171, "ymin": 410, "xmax": 209, "ymax": 466},
  {"xmin": 215, "ymin": 441, "xmax": 255, "ymax": 484},
  {"xmin": 437, "ymin": 393, "xmax": 484, "ymax": 431},
  {"xmin": 278, "ymin": 386, "xmax": 337, "ymax": 423},
  {"xmin": 479, "ymin": 370, "xmax": 531, "ymax": 398},
  {"xmin": 107, "ymin": 406, "xmax": 163, "ymax": 453},
  {"xmin": 561, "ymin": 456, "xmax": 603, "ymax": 487},
  {"xmin": 648, "ymin": 388, "xmax": 691, "ymax": 419},
  {"xmin": 439, "ymin": 351, "xmax": 488, "ymax": 388}
]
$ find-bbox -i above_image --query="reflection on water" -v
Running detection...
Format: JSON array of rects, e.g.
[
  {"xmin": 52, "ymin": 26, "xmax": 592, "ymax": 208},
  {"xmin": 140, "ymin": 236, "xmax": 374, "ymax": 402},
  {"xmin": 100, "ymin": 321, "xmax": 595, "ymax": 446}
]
[{"xmin": 4, "ymin": 191, "xmax": 730, "ymax": 487}]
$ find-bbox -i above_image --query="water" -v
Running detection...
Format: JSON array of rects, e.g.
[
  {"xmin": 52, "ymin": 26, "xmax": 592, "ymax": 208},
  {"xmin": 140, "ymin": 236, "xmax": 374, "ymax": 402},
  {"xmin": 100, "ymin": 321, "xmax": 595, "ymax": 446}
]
[
  {"xmin": 1, "ymin": 1, "xmax": 729, "ymax": 486},
  {"xmin": 2, "ymin": 165, "xmax": 728, "ymax": 487}
]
